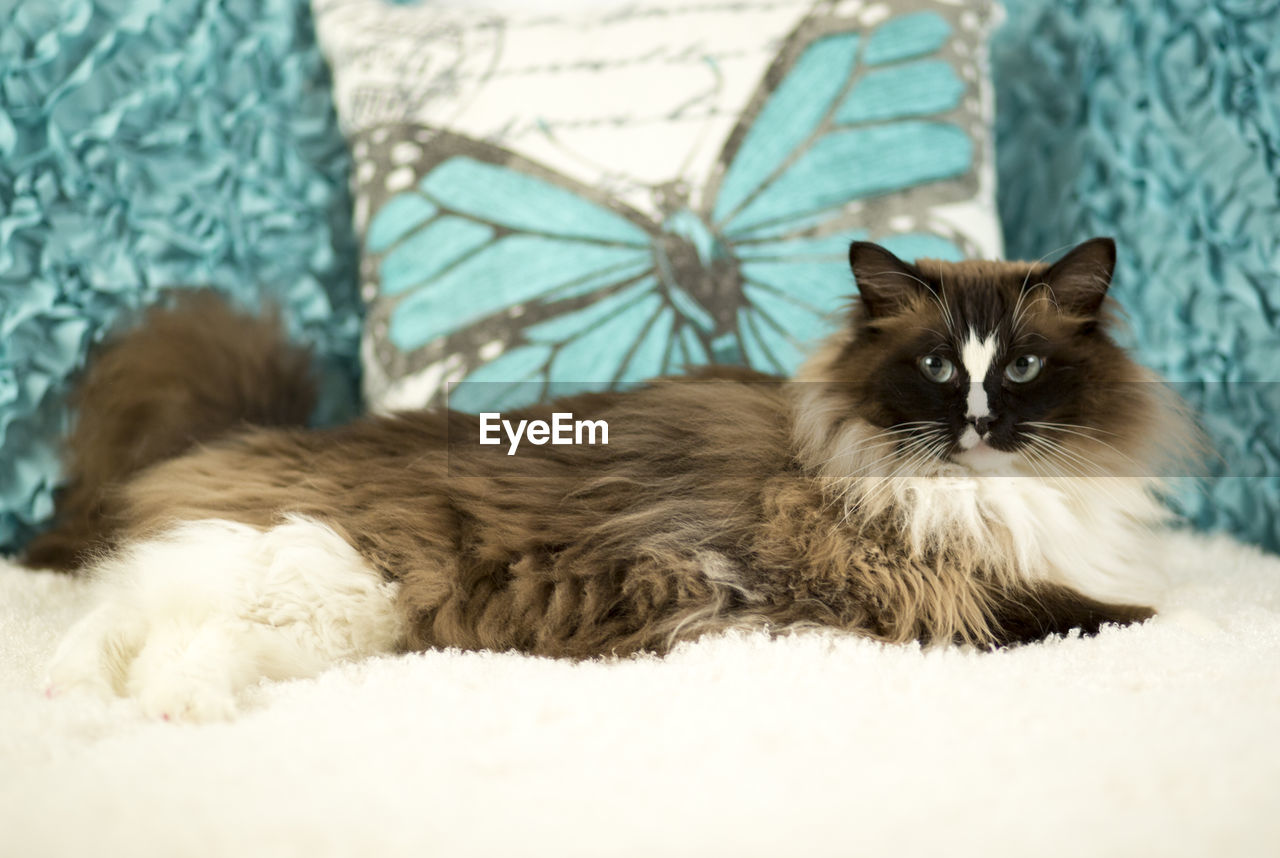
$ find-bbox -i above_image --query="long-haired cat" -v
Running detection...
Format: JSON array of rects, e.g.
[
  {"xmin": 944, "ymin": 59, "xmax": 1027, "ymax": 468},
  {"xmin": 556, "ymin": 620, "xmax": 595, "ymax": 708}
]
[{"xmin": 27, "ymin": 238, "xmax": 1194, "ymax": 721}]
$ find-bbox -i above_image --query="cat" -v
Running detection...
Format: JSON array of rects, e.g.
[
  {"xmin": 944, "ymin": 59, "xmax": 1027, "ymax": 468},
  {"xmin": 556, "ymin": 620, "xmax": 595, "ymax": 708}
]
[{"xmin": 26, "ymin": 237, "xmax": 1194, "ymax": 721}]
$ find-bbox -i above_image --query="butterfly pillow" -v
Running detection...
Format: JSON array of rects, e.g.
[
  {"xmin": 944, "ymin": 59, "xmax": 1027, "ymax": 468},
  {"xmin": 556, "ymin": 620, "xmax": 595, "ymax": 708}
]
[{"xmin": 312, "ymin": 0, "xmax": 1003, "ymax": 412}]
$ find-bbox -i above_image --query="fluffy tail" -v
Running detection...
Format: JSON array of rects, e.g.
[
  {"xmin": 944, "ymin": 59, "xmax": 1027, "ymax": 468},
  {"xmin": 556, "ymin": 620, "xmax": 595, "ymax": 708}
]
[{"xmin": 23, "ymin": 290, "xmax": 317, "ymax": 571}]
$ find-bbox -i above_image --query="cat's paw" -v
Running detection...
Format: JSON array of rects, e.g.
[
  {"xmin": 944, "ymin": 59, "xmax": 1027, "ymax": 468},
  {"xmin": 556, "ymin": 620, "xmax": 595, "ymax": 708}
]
[
  {"xmin": 125, "ymin": 624, "xmax": 244, "ymax": 722},
  {"xmin": 132, "ymin": 673, "xmax": 239, "ymax": 722},
  {"xmin": 45, "ymin": 602, "xmax": 145, "ymax": 701},
  {"xmin": 46, "ymin": 600, "xmax": 243, "ymax": 722},
  {"xmin": 45, "ymin": 517, "xmax": 404, "ymax": 722}
]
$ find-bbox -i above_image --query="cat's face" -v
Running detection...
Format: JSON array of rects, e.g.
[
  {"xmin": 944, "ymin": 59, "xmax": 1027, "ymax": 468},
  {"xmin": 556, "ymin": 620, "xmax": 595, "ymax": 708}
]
[{"xmin": 825, "ymin": 238, "xmax": 1164, "ymax": 476}]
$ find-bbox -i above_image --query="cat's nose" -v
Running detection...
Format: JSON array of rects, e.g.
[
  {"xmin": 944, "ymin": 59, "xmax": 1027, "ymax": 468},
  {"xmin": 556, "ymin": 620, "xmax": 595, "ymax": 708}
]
[{"xmin": 971, "ymin": 415, "xmax": 994, "ymax": 435}]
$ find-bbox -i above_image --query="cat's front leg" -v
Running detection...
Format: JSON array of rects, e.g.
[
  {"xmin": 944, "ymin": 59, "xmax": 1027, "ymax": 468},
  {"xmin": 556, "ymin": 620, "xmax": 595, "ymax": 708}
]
[
  {"xmin": 47, "ymin": 516, "xmax": 405, "ymax": 721},
  {"xmin": 985, "ymin": 582, "xmax": 1154, "ymax": 648}
]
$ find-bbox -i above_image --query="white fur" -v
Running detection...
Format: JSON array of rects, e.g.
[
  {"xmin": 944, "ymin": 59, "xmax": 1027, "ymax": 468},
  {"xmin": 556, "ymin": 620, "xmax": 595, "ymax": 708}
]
[
  {"xmin": 888, "ymin": 470, "xmax": 1168, "ymax": 603},
  {"xmin": 47, "ymin": 517, "xmax": 404, "ymax": 721},
  {"xmin": 954, "ymin": 439, "xmax": 1017, "ymax": 471},
  {"xmin": 961, "ymin": 329, "xmax": 998, "ymax": 421}
]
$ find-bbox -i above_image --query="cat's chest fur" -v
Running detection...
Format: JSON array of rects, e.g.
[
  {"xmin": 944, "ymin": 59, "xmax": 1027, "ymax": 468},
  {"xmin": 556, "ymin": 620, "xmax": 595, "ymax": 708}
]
[
  {"xmin": 745, "ymin": 449, "xmax": 1164, "ymax": 644},
  {"xmin": 886, "ymin": 471, "xmax": 1164, "ymax": 602}
]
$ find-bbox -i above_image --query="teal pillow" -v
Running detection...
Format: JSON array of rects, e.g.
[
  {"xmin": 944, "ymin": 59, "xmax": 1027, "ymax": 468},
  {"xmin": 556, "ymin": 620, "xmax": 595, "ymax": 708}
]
[
  {"xmin": 994, "ymin": 0, "xmax": 1280, "ymax": 552},
  {"xmin": 0, "ymin": 0, "xmax": 361, "ymax": 553},
  {"xmin": 313, "ymin": 0, "xmax": 1003, "ymax": 412}
]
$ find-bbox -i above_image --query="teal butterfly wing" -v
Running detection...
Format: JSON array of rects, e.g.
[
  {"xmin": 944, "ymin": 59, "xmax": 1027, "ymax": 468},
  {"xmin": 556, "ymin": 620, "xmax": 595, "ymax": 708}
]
[
  {"xmin": 710, "ymin": 10, "xmax": 973, "ymax": 238},
  {"xmin": 361, "ymin": 6, "xmax": 988, "ymax": 408},
  {"xmin": 362, "ymin": 129, "xmax": 710, "ymax": 411},
  {"xmin": 696, "ymin": 8, "xmax": 986, "ymax": 375}
]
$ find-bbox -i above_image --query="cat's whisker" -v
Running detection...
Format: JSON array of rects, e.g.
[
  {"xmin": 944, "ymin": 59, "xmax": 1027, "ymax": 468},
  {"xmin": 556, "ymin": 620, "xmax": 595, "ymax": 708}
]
[
  {"xmin": 920, "ymin": 272, "xmax": 956, "ymax": 337},
  {"xmin": 1017, "ymin": 444, "xmax": 1054, "ymax": 482},
  {"xmin": 810, "ymin": 436, "xmax": 914, "ymax": 475},
  {"xmin": 1019, "ymin": 439, "xmax": 1104, "ymax": 487},
  {"xmin": 883, "ymin": 444, "xmax": 947, "ymax": 482},
  {"xmin": 1020, "ymin": 442, "xmax": 1157, "ymax": 532},
  {"xmin": 852, "ymin": 434, "xmax": 956, "ymax": 523},
  {"xmin": 819, "ymin": 438, "xmax": 940, "ymax": 518},
  {"xmin": 870, "ymin": 433, "xmax": 949, "ymax": 481},
  {"xmin": 1010, "ymin": 241, "xmax": 1077, "ymax": 340},
  {"xmin": 1009, "ymin": 282, "xmax": 1041, "ymax": 339},
  {"xmin": 1023, "ymin": 434, "xmax": 1112, "ymax": 478},
  {"xmin": 1009, "ymin": 278, "xmax": 1029, "ymax": 332},
  {"xmin": 843, "ymin": 433, "xmax": 945, "ymax": 480},
  {"xmin": 807, "ymin": 422, "xmax": 948, "ymax": 471},
  {"xmin": 1024, "ymin": 420, "xmax": 1125, "ymax": 439},
  {"xmin": 1022, "ymin": 437, "xmax": 1146, "ymax": 512},
  {"xmin": 842, "ymin": 432, "xmax": 951, "ymax": 522},
  {"xmin": 933, "ymin": 276, "xmax": 957, "ymax": 335},
  {"xmin": 1018, "ymin": 241, "xmax": 1076, "ymax": 294},
  {"xmin": 1022, "ymin": 426, "xmax": 1129, "ymax": 469},
  {"xmin": 1019, "ymin": 441, "xmax": 1082, "ymax": 486},
  {"xmin": 1024, "ymin": 449, "xmax": 1146, "ymax": 528},
  {"xmin": 863, "ymin": 268, "xmax": 933, "ymax": 292},
  {"xmin": 1018, "ymin": 448, "xmax": 1162, "ymax": 540},
  {"xmin": 864, "ymin": 268, "xmax": 956, "ymax": 334},
  {"xmin": 1023, "ymin": 422, "xmax": 1142, "ymax": 473},
  {"xmin": 1011, "ymin": 283, "xmax": 1061, "ymax": 342}
]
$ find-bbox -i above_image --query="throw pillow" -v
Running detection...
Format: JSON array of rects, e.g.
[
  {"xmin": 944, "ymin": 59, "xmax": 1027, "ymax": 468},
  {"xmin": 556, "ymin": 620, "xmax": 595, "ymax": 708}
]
[{"xmin": 313, "ymin": 0, "xmax": 1003, "ymax": 412}]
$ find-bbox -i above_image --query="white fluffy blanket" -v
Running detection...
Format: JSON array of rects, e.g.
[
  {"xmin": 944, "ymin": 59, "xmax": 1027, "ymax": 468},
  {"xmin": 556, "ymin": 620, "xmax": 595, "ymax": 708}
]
[{"xmin": 2, "ymin": 530, "xmax": 1278, "ymax": 858}]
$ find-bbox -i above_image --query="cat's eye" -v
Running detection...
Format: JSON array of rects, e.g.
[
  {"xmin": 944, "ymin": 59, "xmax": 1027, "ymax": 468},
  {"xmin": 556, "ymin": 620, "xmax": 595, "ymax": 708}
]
[
  {"xmin": 1005, "ymin": 354, "xmax": 1043, "ymax": 383},
  {"xmin": 917, "ymin": 355, "xmax": 955, "ymax": 383}
]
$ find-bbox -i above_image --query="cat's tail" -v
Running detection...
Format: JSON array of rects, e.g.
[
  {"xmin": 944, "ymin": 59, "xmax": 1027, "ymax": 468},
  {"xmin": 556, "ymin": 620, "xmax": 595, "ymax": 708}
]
[{"xmin": 22, "ymin": 290, "xmax": 317, "ymax": 572}]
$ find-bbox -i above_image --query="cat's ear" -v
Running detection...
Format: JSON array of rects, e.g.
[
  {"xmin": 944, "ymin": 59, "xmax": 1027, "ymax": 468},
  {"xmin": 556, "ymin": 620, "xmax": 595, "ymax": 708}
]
[
  {"xmin": 848, "ymin": 242, "xmax": 929, "ymax": 318},
  {"xmin": 1043, "ymin": 237, "xmax": 1116, "ymax": 317}
]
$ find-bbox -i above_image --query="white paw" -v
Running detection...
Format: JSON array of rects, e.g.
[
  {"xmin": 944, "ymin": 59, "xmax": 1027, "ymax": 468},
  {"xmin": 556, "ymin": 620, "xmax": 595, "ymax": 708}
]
[
  {"xmin": 44, "ymin": 517, "xmax": 403, "ymax": 722},
  {"xmin": 134, "ymin": 674, "xmax": 239, "ymax": 722},
  {"xmin": 47, "ymin": 604, "xmax": 244, "ymax": 722},
  {"xmin": 126, "ymin": 622, "xmax": 246, "ymax": 722},
  {"xmin": 46, "ymin": 602, "xmax": 146, "ymax": 701}
]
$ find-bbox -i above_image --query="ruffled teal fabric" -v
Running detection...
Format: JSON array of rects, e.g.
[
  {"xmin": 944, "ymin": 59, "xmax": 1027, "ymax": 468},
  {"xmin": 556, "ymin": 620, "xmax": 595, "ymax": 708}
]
[
  {"xmin": 0, "ymin": 0, "xmax": 360, "ymax": 552},
  {"xmin": 994, "ymin": 0, "xmax": 1280, "ymax": 553}
]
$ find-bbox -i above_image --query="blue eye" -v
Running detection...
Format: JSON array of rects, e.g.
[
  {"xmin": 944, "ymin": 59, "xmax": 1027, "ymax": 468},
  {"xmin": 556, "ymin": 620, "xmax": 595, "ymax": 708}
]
[
  {"xmin": 918, "ymin": 355, "xmax": 955, "ymax": 383},
  {"xmin": 1005, "ymin": 354, "xmax": 1043, "ymax": 383}
]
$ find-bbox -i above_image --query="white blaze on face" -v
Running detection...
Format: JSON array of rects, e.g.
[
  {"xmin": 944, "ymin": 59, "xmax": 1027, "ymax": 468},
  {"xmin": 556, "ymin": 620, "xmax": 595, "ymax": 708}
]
[{"xmin": 959, "ymin": 330, "xmax": 999, "ymax": 450}]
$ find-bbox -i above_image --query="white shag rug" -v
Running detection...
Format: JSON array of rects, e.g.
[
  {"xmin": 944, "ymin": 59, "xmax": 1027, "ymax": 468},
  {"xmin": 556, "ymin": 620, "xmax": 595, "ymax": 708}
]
[{"xmin": 2, "ymin": 529, "xmax": 1278, "ymax": 858}]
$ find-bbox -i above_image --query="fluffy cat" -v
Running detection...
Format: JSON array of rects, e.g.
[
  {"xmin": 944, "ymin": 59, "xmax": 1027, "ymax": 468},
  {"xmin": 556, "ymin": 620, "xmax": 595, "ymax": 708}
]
[{"xmin": 27, "ymin": 238, "xmax": 1194, "ymax": 720}]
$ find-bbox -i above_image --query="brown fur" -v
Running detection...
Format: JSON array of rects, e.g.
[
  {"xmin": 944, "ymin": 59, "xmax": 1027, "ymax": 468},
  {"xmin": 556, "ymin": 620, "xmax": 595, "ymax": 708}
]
[
  {"xmin": 28, "ymin": 245, "xmax": 1187, "ymax": 653},
  {"xmin": 23, "ymin": 290, "xmax": 316, "ymax": 570}
]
